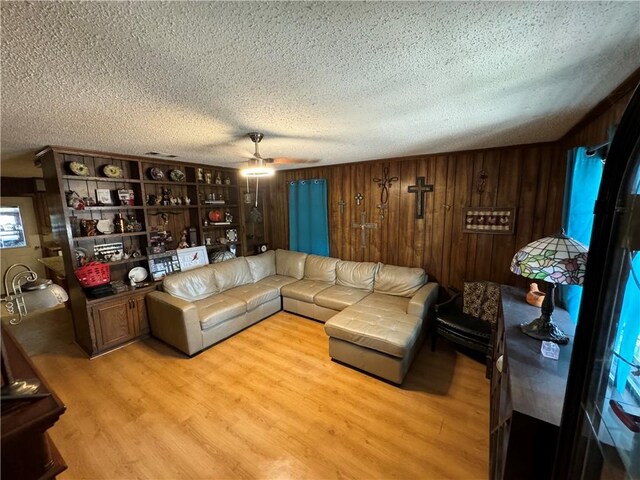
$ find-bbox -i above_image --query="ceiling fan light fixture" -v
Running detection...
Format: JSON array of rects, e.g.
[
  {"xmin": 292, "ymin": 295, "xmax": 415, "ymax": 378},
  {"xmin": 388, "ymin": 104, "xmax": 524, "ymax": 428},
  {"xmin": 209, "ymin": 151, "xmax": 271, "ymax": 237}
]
[{"xmin": 241, "ymin": 165, "xmax": 274, "ymax": 177}]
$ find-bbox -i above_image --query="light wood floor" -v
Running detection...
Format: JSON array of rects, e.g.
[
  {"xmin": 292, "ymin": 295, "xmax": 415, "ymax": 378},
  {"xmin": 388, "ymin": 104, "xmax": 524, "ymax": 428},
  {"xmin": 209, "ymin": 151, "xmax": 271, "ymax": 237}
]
[{"xmin": 9, "ymin": 309, "xmax": 489, "ymax": 479}]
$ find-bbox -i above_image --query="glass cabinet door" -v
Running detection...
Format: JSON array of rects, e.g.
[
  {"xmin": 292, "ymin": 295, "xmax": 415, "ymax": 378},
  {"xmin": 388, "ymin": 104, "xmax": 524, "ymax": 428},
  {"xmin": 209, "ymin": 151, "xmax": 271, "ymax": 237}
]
[{"xmin": 573, "ymin": 144, "xmax": 640, "ymax": 479}]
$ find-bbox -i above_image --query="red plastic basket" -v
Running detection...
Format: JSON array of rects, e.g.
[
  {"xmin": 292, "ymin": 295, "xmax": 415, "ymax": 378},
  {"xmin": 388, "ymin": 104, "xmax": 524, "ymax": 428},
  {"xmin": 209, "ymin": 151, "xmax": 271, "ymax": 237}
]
[{"xmin": 74, "ymin": 262, "xmax": 110, "ymax": 288}]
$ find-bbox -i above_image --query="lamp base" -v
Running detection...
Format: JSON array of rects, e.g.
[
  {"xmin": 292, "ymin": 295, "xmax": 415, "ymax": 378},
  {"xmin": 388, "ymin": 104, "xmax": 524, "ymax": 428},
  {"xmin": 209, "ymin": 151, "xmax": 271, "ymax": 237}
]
[
  {"xmin": 1, "ymin": 378, "xmax": 41, "ymax": 397},
  {"xmin": 520, "ymin": 316, "xmax": 570, "ymax": 345}
]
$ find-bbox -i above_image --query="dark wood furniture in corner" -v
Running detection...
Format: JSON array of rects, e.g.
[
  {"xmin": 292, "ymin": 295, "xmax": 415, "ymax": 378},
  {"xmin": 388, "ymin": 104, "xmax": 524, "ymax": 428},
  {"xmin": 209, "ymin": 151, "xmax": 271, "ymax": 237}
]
[
  {"xmin": 1, "ymin": 327, "xmax": 67, "ymax": 480},
  {"xmin": 490, "ymin": 285, "xmax": 575, "ymax": 480},
  {"xmin": 36, "ymin": 146, "xmax": 249, "ymax": 357}
]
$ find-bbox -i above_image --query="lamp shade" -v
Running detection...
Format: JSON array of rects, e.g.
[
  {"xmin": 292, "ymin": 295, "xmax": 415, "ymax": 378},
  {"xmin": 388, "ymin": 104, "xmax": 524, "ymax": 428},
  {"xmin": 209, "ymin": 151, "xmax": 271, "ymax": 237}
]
[{"xmin": 510, "ymin": 232, "xmax": 588, "ymax": 285}]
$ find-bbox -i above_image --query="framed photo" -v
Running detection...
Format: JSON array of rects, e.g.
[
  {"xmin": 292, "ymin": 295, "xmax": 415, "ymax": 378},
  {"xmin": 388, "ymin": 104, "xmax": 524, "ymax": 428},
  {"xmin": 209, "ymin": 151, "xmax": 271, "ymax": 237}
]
[
  {"xmin": 95, "ymin": 188, "xmax": 113, "ymax": 206},
  {"xmin": 117, "ymin": 188, "xmax": 135, "ymax": 206},
  {"xmin": 462, "ymin": 207, "xmax": 516, "ymax": 235}
]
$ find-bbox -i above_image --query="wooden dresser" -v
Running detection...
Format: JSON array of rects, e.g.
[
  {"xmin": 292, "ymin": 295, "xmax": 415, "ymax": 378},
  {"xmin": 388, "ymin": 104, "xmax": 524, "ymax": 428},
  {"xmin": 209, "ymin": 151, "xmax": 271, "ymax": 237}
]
[
  {"xmin": 1, "ymin": 327, "xmax": 67, "ymax": 479},
  {"xmin": 490, "ymin": 285, "xmax": 575, "ymax": 480}
]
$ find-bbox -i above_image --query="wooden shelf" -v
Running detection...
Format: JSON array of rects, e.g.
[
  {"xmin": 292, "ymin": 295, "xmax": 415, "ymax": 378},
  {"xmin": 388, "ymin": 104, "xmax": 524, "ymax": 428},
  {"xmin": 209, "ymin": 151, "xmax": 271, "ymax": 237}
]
[
  {"xmin": 143, "ymin": 180, "xmax": 198, "ymax": 186},
  {"xmin": 206, "ymin": 241, "xmax": 239, "ymax": 249},
  {"xmin": 63, "ymin": 175, "xmax": 141, "ymax": 183},
  {"xmin": 146, "ymin": 205, "xmax": 199, "ymax": 210},
  {"xmin": 200, "ymin": 204, "xmax": 238, "ymax": 208},
  {"xmin": 202, "ymin": 223, "xmax": 240, "ymax": 229},
  {"xmin": 72, "ymin": 231, "xmax": 148, "ymax": 241},
  {"xmin": 103, "ymin": 256, "xmax": 148, "ymax": 267},
  {"xmin": 68, "ymin": 205, "xmax": 145, "ymax": 212},
  {"xmin": 197, "ymin": 183, "xmax": 238, "ymax": 189}
]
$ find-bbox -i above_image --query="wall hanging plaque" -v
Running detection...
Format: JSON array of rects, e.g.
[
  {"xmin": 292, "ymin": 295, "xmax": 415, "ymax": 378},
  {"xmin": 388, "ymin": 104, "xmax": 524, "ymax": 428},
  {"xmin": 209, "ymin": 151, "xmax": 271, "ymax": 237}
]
[{"xmin": 462, "ymin": 207, "xmax": 516, "ymax": 235}]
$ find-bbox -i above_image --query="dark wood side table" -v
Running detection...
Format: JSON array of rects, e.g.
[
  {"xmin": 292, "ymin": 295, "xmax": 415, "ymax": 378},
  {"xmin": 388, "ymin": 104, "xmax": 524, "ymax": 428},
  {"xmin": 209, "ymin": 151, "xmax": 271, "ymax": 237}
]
[
  {"xmin": 490, "ymin": 285, "xmax": 575, "ymax": 480},
  {"xmin": 1, "ymin": 326, "xmax": 67, "ymax": 479}
]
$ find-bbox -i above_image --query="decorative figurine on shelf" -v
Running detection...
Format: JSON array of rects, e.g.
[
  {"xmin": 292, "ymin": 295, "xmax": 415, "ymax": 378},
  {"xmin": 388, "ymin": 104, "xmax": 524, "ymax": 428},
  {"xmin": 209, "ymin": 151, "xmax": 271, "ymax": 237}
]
[
  {"xmin": 162, "ymin": 188, "xmax": 172, "ymax": 206},
  {"xmin": 177, "ymin": 229, "xmax": 190, "ymax": 249},
  {"xmin": 205, "ymin": 171, "xmax": 212, "ymax": 184},
  {"xmin": 215, "ymin": 172, "xmax": 222, "ymax": 184},
  {"xmin": 205, "ymin": 237, "xmax": 212, "ymax": 246},
  {"xmin": 225, "ymin": 211, "xmax": 233, "ymax": 223},
  {"xmin": 114, "ymin": 214, "xmax": 127, "ymax": 233},
  {"xmin": 224, "ymin": 174, "xmax": 231, "ymax": 185},
  {"xmin": 197, "ymin": 168, "xmax": 204, "ymax": 182},
  {"xmin": 184, "ymin": 196, "xmax": 191, "ymax": 205}
]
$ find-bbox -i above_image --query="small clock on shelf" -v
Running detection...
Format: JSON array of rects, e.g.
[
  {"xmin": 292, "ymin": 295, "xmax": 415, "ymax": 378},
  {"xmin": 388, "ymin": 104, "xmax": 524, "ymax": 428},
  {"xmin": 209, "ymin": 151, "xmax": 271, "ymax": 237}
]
[
  {"xmin": 225, "ymin": 229, "xmax": 237, "ymax": 243},
  {"xmin": 257, "ymin": 243, "xmax": 268, "ymax": 254}
]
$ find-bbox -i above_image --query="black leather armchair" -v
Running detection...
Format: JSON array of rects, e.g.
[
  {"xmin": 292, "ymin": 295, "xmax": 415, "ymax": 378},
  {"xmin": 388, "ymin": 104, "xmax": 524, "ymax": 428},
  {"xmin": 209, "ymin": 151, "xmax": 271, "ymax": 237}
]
[{"xmin": 432, "ymin": 281, "xmax": 501, "ymax": 378}]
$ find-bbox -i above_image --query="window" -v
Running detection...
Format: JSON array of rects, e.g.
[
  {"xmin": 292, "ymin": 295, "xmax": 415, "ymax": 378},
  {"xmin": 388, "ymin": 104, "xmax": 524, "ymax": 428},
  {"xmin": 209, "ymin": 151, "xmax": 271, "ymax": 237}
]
[{"xmin": 0, "ymin": 206, "xmax": 27, "ymax": 249}]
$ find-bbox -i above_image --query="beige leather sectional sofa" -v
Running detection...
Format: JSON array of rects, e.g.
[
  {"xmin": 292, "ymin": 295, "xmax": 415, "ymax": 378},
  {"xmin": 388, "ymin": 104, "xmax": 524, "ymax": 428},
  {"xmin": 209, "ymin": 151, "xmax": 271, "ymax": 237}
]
[{"xmin": 146, "ymin": 249, "xmax": 439, "ymax": 384}]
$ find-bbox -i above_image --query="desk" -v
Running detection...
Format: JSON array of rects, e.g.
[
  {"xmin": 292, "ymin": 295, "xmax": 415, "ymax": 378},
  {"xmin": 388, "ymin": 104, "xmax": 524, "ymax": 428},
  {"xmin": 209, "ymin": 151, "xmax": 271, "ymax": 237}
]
[
  {"xmin": 490, "ymin": 285, "xmax": 575, "ymax": 480},
  {"xmin": 1, "ymin": 326, "xmax": 67, "ymax": 479}
]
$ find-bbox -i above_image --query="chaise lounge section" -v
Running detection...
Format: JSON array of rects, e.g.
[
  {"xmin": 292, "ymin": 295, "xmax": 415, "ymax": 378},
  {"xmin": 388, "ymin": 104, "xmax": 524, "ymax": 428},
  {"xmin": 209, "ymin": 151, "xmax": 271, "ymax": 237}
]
[{"xmin": 146, "ymin": 249, "xmax": 438, "ymax": 383}]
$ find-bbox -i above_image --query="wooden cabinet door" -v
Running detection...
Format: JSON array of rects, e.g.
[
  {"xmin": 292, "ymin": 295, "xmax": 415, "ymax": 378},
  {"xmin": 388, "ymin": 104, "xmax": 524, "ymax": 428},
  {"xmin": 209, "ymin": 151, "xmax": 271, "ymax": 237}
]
[
  {"xmin": 91, "ymin": 299, "xmax": 136, "ymax": 352},
  {"xmin": 132, "ymin": 293, "xmax": 149, "ymax": 335}
]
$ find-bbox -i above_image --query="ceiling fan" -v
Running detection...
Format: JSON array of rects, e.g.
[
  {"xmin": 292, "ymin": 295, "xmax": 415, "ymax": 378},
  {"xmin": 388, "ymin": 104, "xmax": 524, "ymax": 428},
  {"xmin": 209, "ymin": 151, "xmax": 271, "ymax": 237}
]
[{"xmin": 240, "ymin": 132, "xmax": 319, "ymax": 176}]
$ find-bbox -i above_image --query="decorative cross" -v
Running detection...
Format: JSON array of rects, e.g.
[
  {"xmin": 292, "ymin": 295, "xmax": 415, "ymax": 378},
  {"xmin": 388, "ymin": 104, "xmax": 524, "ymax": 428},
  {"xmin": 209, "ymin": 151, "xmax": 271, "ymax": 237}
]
[
  {"xmin": 338, "ymin": 199, "xmax": 346, "ymax": 215},
  {"xmin": 352, "ymin": 211, "xmax": 377, "ymax": 249},
  {"xmin": 372, "ymin": 166, "xmax": 398, "ymax": 205},
  {"xmin": 376, "ymin": 203, "xmax": 388, "ymax": 220},
  {"xmin": 407, "ymin": 177, "xmax": 434, "ymax": 219},
  {"xmin": 355, "ymin": 193, "xmax": 364, "ymax": 206}
]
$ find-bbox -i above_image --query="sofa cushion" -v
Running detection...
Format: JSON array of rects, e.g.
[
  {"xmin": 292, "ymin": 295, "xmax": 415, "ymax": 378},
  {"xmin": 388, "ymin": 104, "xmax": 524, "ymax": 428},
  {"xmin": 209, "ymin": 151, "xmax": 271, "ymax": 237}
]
[
  {"xmin": 194, "ymin": 293, "xmax": 247, "ymax": 331},
  {"xmin": 281, "ymin": 279, "xmax": 333, "ymax": 303},
  {"xmin": 245, "ymin": 250, "xmax": 276, "ymax": 282},
  {"xmin": 223, "ymin": 283, "xmax": 280, "ymax": 311},
  {"xmin": 163, "ymin": 265, "xmax": 218, "ymax": 301},
  {"xmin": 324, "ymin": 305, "xmax": 422, "ymax": 358},
  {"xmin": 304, "ymin": 254, "xmax": 339, "ymax": 283},
  {"xmin": 211, "ymin": 257, "xmax": 254, "ymax": 292},
  {"xmin": 374, "ymin": 264, "xmax": 426, "ymax": 297},
  {"xmin": 275, "ymin": 249, "xmax": 308, "ymax": 279},
  {"xmin": 335, "ymin": 260, "xmax": 378, "ymax": 292},
  {"xmin": 256, "ymin": 275, "xmax": 299, "ymax": 294},
  {"xmin": 357, "ymin": 292, "xmax": 410, "ymax": 314},
  {"xmin": 314, "ymin": 285, "xmax": 371, "ymax": 311}
]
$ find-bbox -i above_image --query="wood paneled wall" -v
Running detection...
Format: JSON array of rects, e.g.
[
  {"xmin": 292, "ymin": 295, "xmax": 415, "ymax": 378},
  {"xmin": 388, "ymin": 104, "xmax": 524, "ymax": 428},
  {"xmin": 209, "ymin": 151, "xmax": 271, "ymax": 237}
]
[{"xmin": 265, "ymin": 78, "xmax": 636, "ymax": 291}]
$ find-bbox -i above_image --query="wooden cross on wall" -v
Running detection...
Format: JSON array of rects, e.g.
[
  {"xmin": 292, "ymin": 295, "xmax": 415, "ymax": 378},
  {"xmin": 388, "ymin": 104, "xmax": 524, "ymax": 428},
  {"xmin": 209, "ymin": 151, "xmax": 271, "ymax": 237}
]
[
  {"xmin": 352, "ymin": 211, "xmax": 377, "ymax": 249},
  {"xmin": 407, "ymin": 177, "xmax": 434, "ymax": 219}
]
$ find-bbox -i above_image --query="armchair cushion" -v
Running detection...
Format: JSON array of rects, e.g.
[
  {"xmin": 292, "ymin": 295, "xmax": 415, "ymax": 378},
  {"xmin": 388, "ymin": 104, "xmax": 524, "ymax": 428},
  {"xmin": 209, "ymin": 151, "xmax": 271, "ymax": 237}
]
[
  {"xmin": 463, "ymin": 281, "xmax": 501, "ymax": 324},
  {"xmin": 436, "ymin": 309, "xmax": 491, "ymax": 344}
]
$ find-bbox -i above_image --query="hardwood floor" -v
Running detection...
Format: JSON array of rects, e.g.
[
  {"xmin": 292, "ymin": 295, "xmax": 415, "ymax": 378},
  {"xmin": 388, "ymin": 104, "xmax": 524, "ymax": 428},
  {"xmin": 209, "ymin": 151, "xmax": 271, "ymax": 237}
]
[{"xmin": 8, "ymin": 309, "xmax": 489, "ymax": 479}]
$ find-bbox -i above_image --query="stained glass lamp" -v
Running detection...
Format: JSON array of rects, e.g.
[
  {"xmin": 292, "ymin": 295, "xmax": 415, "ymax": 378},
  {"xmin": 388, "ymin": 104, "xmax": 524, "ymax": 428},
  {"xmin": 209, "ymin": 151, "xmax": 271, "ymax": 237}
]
[{"xmin": 510, "ymin": 231, "xmax": 588, "ymax": 344}]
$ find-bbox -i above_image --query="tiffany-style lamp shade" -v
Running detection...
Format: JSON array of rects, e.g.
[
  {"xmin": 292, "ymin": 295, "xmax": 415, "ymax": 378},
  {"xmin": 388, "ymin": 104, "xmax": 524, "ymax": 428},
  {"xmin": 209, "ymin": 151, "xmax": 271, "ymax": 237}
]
[{"xmin": 510, "ymin": 231, "xmax": 588, "ymax": 344}]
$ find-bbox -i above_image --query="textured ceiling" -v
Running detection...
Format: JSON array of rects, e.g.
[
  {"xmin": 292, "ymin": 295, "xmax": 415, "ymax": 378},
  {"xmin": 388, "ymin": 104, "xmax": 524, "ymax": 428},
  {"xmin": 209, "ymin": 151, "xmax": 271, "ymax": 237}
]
[{"xmin": 1, "ymin": 1, "xmax": 639, "ymax": 176}]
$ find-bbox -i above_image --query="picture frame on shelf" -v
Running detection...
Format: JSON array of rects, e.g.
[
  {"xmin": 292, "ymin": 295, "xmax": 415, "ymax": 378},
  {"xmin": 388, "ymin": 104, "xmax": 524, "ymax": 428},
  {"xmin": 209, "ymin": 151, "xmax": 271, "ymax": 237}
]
[
  {"xmin": 225, "ymin": 228, "xmax": 238, "ymax": 242},
  {"xmin": 95, "ymin": 188, "xmax": 113, "ymax": 206},
  {"xmin": 117, "ymin": 189, "xmax": 135, "ymax": 206}
]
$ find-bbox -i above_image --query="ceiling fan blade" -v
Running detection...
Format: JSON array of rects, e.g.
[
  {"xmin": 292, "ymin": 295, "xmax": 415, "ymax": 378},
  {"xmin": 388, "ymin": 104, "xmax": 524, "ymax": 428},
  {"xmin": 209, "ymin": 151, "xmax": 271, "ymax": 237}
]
[{"xmin": 269, "ymin": 157, "xmax": 321, "ymax": 164}]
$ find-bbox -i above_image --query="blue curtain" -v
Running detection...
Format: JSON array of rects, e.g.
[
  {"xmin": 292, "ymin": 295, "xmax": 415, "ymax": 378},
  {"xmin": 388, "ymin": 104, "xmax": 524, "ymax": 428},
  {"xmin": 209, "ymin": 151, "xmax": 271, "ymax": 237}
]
[
  {"xmin": 289, "ymin": 179, "xmax": 329, "ymax": 256},
  {"xmin": 559, "ymin": 147, "xmax": 604, "ymax": 322}
]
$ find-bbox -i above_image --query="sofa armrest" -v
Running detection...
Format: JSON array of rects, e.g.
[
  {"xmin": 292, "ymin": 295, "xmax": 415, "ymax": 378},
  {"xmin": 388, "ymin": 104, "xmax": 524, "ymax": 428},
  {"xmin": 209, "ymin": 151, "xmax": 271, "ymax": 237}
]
[
  {"xmin": 146, "ymin": 291, "xmax": 203, "ymax": 356},
  {"xmin": 407, "ymin": 282, "xmax": 439, "ymax": 319}
]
